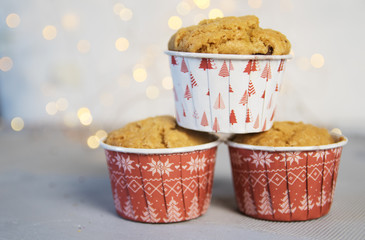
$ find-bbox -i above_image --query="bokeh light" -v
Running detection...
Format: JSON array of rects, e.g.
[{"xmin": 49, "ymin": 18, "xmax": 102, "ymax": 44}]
[
  {"xmin": 61, "ymin": 13, "xmax": 80, "ymax": 31},
  {"xmin": 177, "ymin": 2, "xmax": 191, "ymax": 16},
  {"xmin": 77, "ymin": 107, "xmax": 93, "ymax": 126},
  {"xmin": 95, "ymin": 130, "xmax": 108, "ymax": 140},
  {"xmin": 42, "ymin": 25, "xmax": 57, "ymax": 40},
  {"xmin": 133, "ymin": 66, "xmax": 147, "ymax": 82},
  {"xmin": 77, "ymin": 40, "xmax": 91, "ymax": 53},
  {"xmin": 0, "ymin": 57, "xmax": 13, "ymax": 72},
  {"xmin": 6, "ymin": 13, "xmax": 21, "ymax": 28},
  {"xmin": 146, "ymin": 86, "xmax": 160, "ymax": 99},
  {"xmin": 248, "ymin": 0, "xmax": 262, "ymax": 9},
  {"xmin": 168, "ymin": 16, "xmax": 182, "ymax": 30},
  {"xmin": 162, "ymin": 76, "xmax": 173, "ymax": 90},
  {"xmin": 11, "ymin": 117, "xmax": 24, "ymax": 131},
  {"xmin": 194, "ymin": 0, "xmax": 210, "ymax": 9},
  {"xmin": 311, "ymin": 53, "xmax": 325, "ymax": 68},
  {"xmin": 120, "ymin": 8, "xmax": 133, "ymax": 21},
  {"xmin": 115, "ymin": 37, "xmax": 129, "ymax": 51},
  {"xmin": 46, "ymin": 101, "xmax": 58, "ymax": 115},
  {"xmin": 209, "ymin": 9, "xmax": 224, "ymax": 19},
  {"xmin": 87, "ymin": 135, "xmax": 99, "ymax": 149},
  {"xmin": 56, "ymin": 98, "xmax": 69, "ymax": 111},
  {"xmin": 113, "ymin": 3, "xmax": 125, "ymax": 15}
]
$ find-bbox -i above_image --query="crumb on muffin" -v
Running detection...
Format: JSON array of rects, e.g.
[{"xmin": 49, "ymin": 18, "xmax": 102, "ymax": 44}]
[
  {"xmin": 105, "ymin": 115, "xmax": 216, "ymax": 149},
  {"xmin": 168, "ymin": 15, "xmax": 291, "ymax": 55},
  {"xmin": 232, "ymin": 121, "xmax": 336, "ymax": 147}
]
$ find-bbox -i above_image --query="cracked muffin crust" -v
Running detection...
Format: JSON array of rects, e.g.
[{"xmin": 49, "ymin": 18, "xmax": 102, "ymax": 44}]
[
  {"xmin": 105, "ymin": 116, "xmax": 215, "ymax": 149},
  {"xmin": 168, "ymin": 15, "xmax": 291, "ymax": 55}
]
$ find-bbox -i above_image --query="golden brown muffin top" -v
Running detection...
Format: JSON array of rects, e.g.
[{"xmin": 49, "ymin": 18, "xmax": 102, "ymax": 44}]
[
  {"xmin": 168, "ymin": 15, "xmax": 291, "ymax": 55},
  {"xmin": 232, "ymin": 121, "xmax": 336, "ymax": 147},
  {"xmin": 105, "ymin": 116, "xmax": 215, "ymax": 149}
]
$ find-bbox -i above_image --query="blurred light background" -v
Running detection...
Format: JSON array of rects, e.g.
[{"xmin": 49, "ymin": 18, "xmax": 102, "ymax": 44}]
[{"xmin": 1, "ymin": 0, "xmax": 364, "ymax": 149}]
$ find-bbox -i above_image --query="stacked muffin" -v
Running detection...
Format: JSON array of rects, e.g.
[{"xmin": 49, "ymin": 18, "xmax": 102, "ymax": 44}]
[{"xmin": 101, "ymin": 15, "xmax": 347, "ymax": 223}]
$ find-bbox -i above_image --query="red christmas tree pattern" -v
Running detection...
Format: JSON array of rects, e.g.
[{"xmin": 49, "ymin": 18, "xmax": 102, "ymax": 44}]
[
  {"xmin": 181, "ymin": 58, "xmax": 188, "ymax": 73},
  {"xmin": 261, "ymin": 62, "xmax": 272, "ymax": 81},
  {"xmin": 218, "ymin": 60, "xmax": 229, "ymax": 77},
  {"xmin": 270, "ymin": 108, "xmax": 276, "ymax": 121},
  {"xmin": 201, "ymin": 112, "xmax": 208, "ymax": 127},
  {"xmin": 261, "ymin": 90, "xmax": 266, "ymax": 98},
  {"xmin": 244, "ymin": 60, "xmax": 258, "ymax": 74},
  {"xmin": 253, "ymin": 115, "xmax": 260, "ymax": 129},
  {"xmin": 206, "ymin": 90, "xmax": 210, "ymax": 96},
  {"xmin": 212, "ymin": 117, "xmax": 220, "ymax": 132},
  {"xmin": 245, "ymin": 108, "xmax": 252, "ymax": 123},
  {"xmin": 262, "ymin": 119, "xmax": 267, "ymax": 131},
  {"xmin": 190, "ymin": 73, "xmax": 198, "ymax": 88},
  {"xmin": 199, "ymin": 58, "xmax": 215, "ymax": 70},
  {"xmin": 239, "ymin": 90, "xmax": 248, "ymax": 106},
  {"xmin": 171, "ymin": 56, "xmax": 178, "ymax": 65},
  {"xmin": 214, "ymin": 93, "xmax": 225, "ymax": 110},
  {"xmin": 184, "ymin": 85, "xmax": 192, "ymax": 100},
  {"xmin": 229, "ymin": 60, "xmax": 234, "ymax": 70},
  {"xmin": 176, "ymin": 110, "xmax": 180, "ymax": 122},
  {"xmin": 277, "ymin": 59, "xmax": 284, "ymax": 72},
  {"xmin": 230, "ymin": 109, "xmax": 237, "ymax": 125},
  {"xmin": 229, "ymin": 84, "xmax": 234, "ymax": 93},
  {"xmin": 248, "ymin": 80, "xmax": 256, "ymax": 97},
  {"xmin": 275, "ymin": 83, "xmax": 279, "ymax": 92},
  {"xmin": 182, "ymin": 105, "xmax": 186, "ymax": 117}
]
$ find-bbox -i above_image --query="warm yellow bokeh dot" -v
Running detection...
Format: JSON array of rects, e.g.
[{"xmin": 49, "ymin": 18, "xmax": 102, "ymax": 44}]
[
  {"xmin": 46, "ymin": 101, "xmax": 58, "ymax": 115},
  {"xmin": 6, "ymin": 13, "xmax": 21, "ymax": 28},
  {"xmin": 77, "ymin": 40, "xmax": 91, "ymax": 53},
  {"xmin": 115, "ymin": 37, "xmax": 129, "ymax": 52},
  {"xmin": 248, "ymin": 0, "xmax": 262, "ymax": 9},
  {"xmin": 77, "ymin": 107, "xmax": 93, "ymax": 126},
  {"xmin": 177, "ymin": 1, "xmax": 191, "ymax": 16},
  {"xmin": 11, "ymin": 117, "xmax": 24, "ymax": 131},
  {"xmin": 61, "ymin": 13, "xmax": 80, "ymax": 31},
  {"xmin": 310, "ymin": 53, "xmax": 325, "ymax": 68},
  {"xmin": 0, "ymin": 57, "xmax": 13, "ymax": 72},
  {"xmin": 194, "ymin": 0, "xmax": 210, "ymax": 9},
  {"xmin": 209, "ymin": 9, "xmax": 224, "ymax": 19},
  {"xmin": 133, "ymin": 67, "xmax": 147, "ymax": 82},
  {"xmin": 96, "ymin": 130, "xmax": 108, "ymax": 140},
  {"xmin": 87, "ymin": 135, "xmax": 100, "ymax": 149},
  {"xmin": 162, "ymin": 76, "xmax": 173, "ymax": 90},
  {"xmin": 146, "ymin": 86, "xmax": 160, "ymax": 99},
  {"xmin": 56, "ymin": 98, "xmax": 69, "ymax": 111},
  {"xmin": 42, "ymin": 25, "xmax": 57, "ymax": 40},
  {"xmin": 113, "ymin": 3, "xmax": 125, "ymax": 15},
  {"xmin": 120, "ymin": 8, "xmax": 133, "ymax": 21},
  {"xmin": 168, "ymin": 16, "xmax": 182, "ymax": 30}
]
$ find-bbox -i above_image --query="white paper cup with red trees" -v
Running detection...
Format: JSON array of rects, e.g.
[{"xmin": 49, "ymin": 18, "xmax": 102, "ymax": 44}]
[
  {"xmin": 226, "ymin": 133, "xmax": 348, "ymax": 221},
  {"xmin": 166, "ymin": 51, "xmax": 291, "ymax": 133},
  {"xmin": 100, "ymin": 138, "xmax": 220, "ymax": 223}
]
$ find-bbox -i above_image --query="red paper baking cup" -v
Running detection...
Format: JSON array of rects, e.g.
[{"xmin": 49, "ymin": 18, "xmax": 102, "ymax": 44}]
[
  {"xmin": 227, "ymin": 133, "xmax": 348, "ymax": 221},
  {"xmin": 100, "ymin": 139, "xmax": 220, "ymax": 223},
  {"xmin": 166, "ymin": 51, "xmax": 291, "ymax": 133}
]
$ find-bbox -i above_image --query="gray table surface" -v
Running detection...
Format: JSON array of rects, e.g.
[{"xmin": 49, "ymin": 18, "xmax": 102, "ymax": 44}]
[{"xmin": 1, "ymin": 128, "xmax": 364, "ymax": 240}]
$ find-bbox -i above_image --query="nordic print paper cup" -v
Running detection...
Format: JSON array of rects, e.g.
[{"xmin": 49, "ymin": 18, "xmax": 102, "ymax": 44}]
[
  {"xmin": 166, "ymin": 51, "xmax": 291, "ymax": 133},
  {"xmin": 227, "ymin": 133, "xmax": 348, "ymax": 221},
  {"xmin": 100, "ymin": 138, "xmax": 220, "ymax": 223}
]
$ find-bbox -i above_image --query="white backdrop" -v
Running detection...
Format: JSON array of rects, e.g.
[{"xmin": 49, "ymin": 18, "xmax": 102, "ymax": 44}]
[{"xmin": 1, "ymin": 0, "xmax": 364, "ymax": 135}]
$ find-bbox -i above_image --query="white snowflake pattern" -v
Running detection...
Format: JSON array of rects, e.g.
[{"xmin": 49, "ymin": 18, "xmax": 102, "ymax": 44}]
[
  {"xmin": 186, "ymin": 155, "xmax": 207, "ymax": 173},
  {"xmin": 313, "ymin": 150, "xmax": 330, "ymax": 160},
  {"xmin": 283, "ymin": 152, "xmax": 303, "ymax": 165},
  {"xmin": 115, "ymin": 155, "xmax": 135, "ymax": 173},
  {"xmin": 230, "ymin": 151, "xmax": 244, "ymax": 166},
  {"xmin": 249, "ymin": 151, "xmax": 273, "ymax": 168},
  {"xmin": 147, "ymin": 158, "xmax": 173, "ymax": 176}
]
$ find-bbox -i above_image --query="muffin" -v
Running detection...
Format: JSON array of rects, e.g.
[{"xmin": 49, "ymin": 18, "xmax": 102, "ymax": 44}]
[
  {"xmin": 166, "ymin": 15, "xmax": 291, "ymax": 133},
  {"xmin": 101, "ymin": 116, "xmax": 220, "ymax": 223},
  {"xmin": 227, "ymin": 122, "xmax": 348, "ymax": 221}
]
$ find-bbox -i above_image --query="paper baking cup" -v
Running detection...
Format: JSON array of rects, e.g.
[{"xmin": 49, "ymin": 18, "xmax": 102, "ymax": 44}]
[
  {"xmin": 227, "ymin": 134, "xmax": 348, "ymax": 221},
  {"xmin": 166, "ymin": 51, "xmax": 291, "ymax": 133},
  {"xmin": 100, "ymin": 139, "xmax": 220, "ymax": 223}
]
